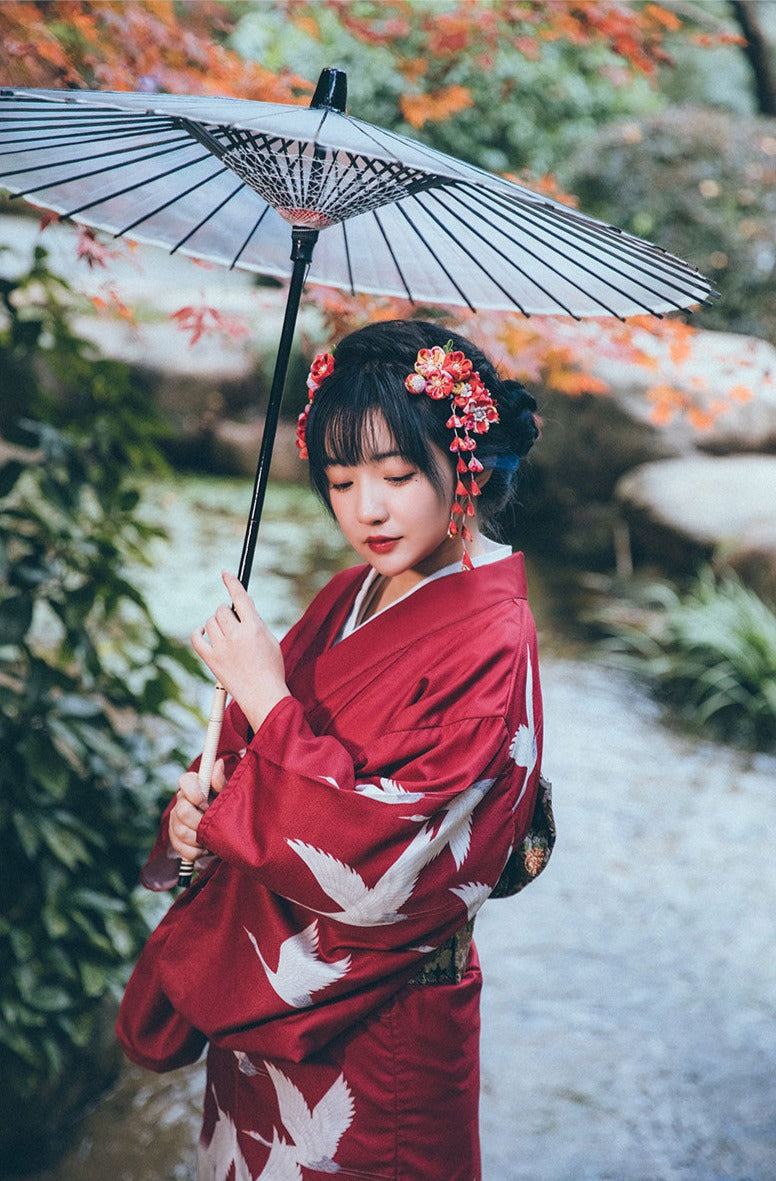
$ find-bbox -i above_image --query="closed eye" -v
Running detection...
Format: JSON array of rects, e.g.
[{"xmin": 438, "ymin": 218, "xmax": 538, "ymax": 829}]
[
  {"xmin": 386, "ymin": 472, "xmax": 415, "ymax": 485},
  {"xmin": 329, "ymin": 480, "xmax": 352, "ymax": 492}
]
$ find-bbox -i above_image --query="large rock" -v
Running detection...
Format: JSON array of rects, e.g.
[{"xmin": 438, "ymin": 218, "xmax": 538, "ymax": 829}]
[
  {"xmin": 210, "ymin": 416, "xmax": 301, "ymax": 482},
  {"xmin": 531, "ymin": 327, "xmax": 776, "ymax": 504},
  {"xmin": 615, "ymin": 454, "xmax": 776, "ymax": 596}
]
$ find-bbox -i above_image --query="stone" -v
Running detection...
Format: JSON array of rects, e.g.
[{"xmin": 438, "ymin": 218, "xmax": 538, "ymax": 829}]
[
  {"xmin": 721, "ymin": 521, "xmax": 776, "ymax": 605},
  {"xmin": 615, "ymin": 454, "xmax": 776, "ymax": 591},
  {"xmin": 530, "ymin": 327, "xmax": 776, "ymax": 503},
  {"xmin": 211, "ymin": 416, "xmax": 300, "ymax": 482}
]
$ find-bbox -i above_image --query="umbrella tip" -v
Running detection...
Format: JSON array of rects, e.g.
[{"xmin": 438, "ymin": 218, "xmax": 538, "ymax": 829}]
[{"xmin": 310, "ymin": 68, "xmax": 347, "ymax": 113}]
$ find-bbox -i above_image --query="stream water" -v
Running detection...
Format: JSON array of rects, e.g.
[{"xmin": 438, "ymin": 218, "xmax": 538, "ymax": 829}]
[{"xmin": 17, "ymin": 478, "xmax": 776, "ymax": 1181}]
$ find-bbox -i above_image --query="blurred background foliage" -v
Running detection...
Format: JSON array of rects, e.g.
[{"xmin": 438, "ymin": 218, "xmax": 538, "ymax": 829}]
[
  {"xmin": 564, "ymin": 107, "xmax": 776, "ymax": 340},
  {"xmin": 591, "ymin": 567, "xmax": 776, "ymax": 750},
  {"xmin": 0, "ymin": 246, "xmax": 204, "ymax": 1158}
]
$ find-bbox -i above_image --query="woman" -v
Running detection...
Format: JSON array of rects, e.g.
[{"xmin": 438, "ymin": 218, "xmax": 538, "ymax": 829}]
[{"xmin": 117, "ymin": 319, "xmax": 553, "ymax": 1181}]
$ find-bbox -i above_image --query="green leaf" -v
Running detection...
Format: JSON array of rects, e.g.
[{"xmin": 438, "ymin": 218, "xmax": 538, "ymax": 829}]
[
  {"xmin": 0, "ymin": 460, "xmax": 24, "ymax": 499},
  {"xmin": 0, "ymin": 595, "xmax": 33, "ymax": 644},
  {"xmin": 38, "ymin": 820, "xmax": 90, "ymax": 871},
  {"xmin": 11, "ymin": 812, "xmax": 40, "ymax": 860},
  {"xmin": 19, "ymin": 733, "xmax": 70, "ymax": 800},
  {"xmin": 79, "ymin": 962, "xmax": 109, "ymax": 998}
]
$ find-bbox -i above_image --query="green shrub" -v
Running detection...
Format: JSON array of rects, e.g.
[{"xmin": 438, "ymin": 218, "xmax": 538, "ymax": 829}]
[
  {"xmin": 0, "ymin": 246, "xmax": 203, "ymax": 1112},
  {"xmin": 594, "ymin": 568, "xmax": 776, "ymax": 750},
  {"xmin": 562, "ymin": 108, "xmax": 776, "ymax": 342}
]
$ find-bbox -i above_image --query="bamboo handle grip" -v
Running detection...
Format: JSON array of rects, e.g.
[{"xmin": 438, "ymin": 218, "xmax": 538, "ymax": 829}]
[{"xmin": 177, "ymin": 681, "xmax": 227, "ymax": 888}]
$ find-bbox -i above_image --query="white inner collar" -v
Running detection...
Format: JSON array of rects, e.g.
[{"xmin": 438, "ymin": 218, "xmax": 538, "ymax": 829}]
[{"xmin": 337, "ymin": 540, "xmax": 511, "ymax": 642}]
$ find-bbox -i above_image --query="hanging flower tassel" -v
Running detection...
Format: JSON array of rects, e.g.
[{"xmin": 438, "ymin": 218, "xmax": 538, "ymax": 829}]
[{"xmin": 406, "ymin": 342, "xmax": 499, "ymax": 571}]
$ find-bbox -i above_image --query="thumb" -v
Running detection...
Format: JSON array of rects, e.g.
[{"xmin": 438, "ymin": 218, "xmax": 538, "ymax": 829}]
[{"xmin": 211, "ymin": 757, "xmax": 228, "ymax": 794}]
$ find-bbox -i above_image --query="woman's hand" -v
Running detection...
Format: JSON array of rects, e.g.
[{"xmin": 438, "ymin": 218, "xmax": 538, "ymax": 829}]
[
  {"xmin": 191, "ymin": 570, "xmax": 291, "ymax": 732},
  {"xmin": 168, "ymin": 756, "xmax": 236, "ymax": 862},
  {"xmin": 169, "ymin": 769, "xmax": 210, "ymax": 863}
]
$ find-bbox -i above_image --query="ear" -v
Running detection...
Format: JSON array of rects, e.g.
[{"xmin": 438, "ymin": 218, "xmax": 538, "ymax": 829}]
[{"xmin": 473, "ymin": 469, "xmax": 493, "ymax": 491}]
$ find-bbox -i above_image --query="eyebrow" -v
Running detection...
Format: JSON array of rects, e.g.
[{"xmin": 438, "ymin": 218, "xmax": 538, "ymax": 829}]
[{"xmin": 323, "ymin": 449, "xmax": 405, "ymax": 468}]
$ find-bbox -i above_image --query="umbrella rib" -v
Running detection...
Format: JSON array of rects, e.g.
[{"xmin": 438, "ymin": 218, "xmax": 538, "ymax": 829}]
[
  {"xmin": 430, "ymin": 187, "xmax": 647, "ymax": 318},
  {"xmin": 525, "ymin": 198, "xmax": 707, "ymax": 282},
  {"xmin": 229, "ymin": 203, "xmax": 272, "ymax": 271},
  {"xmin": 340, "ymin": 219, "xmax": 356, "ymax": 296},
  {"xmin": 0, "ymin": 133, "xmax": 190, "ymax": 178},
  {"xmin": 498, "ymin": 193, "xmax": 712, "ymax": 295},
  {"xmin": 482, "ymin": 189, "xmax": 709, "ymax": 306},
  {"xmin": 415, "ymin": 191, "xmax": 561, "ymax": 318},
  {"xmin": 337, "ymin": 113, "xmax": 406, "ymax": 166},
  {"xmin": 48, "ymin": 149, "xmax": 215, "ymax": 219},
  {"xmin": 0, "ymin": 113, "xmax": 175, "ymax": 135},
  {"xmin": 312, "ymin": 145, "xmax": 344, "ymax": 210},
  {"xmin": 372, "ymin": 207, "xmax": 415, "ymax": 303},
  {"xmin": 339, "ymin": 112, "xmax": 472, "ymax": 180},
  {"xmin": 394, "ymin": 200, "xmax": 476, "ymax": 312},
  {"xmin": 114, "ymin": 163, "xmax": 231, "ymax": 236},
  {"xmin": 170, "ymin": 180, "xmax": 244, "ymax": 253},
  {"xmin": 11, "ymin": 139, "xmax": 204, "ymax": 201},
  {"xmin": 0, "ymin": 123, "xmax": 179, "ymax": 154},
  {"xmin": 536, "ymin": 200, "xmax": 698, "ymax": 266}
]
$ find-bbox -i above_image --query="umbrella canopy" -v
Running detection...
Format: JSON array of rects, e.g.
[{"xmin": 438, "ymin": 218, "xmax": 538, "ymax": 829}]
[{"xmin": 0, "ymin": 77, "xmax": 714, "ymax": 319}]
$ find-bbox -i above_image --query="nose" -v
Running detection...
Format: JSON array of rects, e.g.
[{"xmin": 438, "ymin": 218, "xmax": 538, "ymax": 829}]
[{"xmin": 355, "ymin": 479, "xmax": 388, "ymax": 525}]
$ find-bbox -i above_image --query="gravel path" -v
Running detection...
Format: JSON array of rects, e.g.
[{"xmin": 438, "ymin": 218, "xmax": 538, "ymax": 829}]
[{"xmin": 479, "ymin": 658, "xmax": 776, "ymax": 1181}]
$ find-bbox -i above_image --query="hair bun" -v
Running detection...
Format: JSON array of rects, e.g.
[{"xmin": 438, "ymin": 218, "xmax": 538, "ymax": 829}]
[{"xmin": 499, "ymin": 381, "xmax": 540, "ymax": 459}]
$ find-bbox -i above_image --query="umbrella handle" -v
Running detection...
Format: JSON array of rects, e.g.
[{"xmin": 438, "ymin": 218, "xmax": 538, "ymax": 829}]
[{"xmin": 177, "ymin": 681, "xmax": 227, "ymax": 888}]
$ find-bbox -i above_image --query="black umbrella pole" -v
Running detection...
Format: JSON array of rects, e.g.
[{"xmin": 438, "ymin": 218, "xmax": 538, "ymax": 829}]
[
  {"xmin": 236, "ymin": 227, "xmax": 320, "ymax": 591},
  {"xmin": 177, "ymin": 227, "xmax": 319, "ymax": 888}
]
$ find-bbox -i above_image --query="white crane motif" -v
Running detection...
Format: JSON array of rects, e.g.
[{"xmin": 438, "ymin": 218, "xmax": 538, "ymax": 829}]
[
  {"xmin": 508, "ymin": 645, "xmax": 537, "ymax": 811},
  {"xmin": 286, "ymin": 777, "xmax": 494, "ymax": 926},
  {"xmin": 244, "ymin": 920, "xmax": 351, "ymax": 1009},
  {"xmin": 245, "ymin": 1062, "xmax": 355, "ymax": 1180},
  {"xmin": 354, "ymin": 778, "xmax": 426, "ymax": 804},
  {"xmin": 450, "ymin": 880, "xmax": 492, "ymax": 921},
  {"xmin": 197, "ymin": 1085, "xmax": 254, "ymax": 1181}
]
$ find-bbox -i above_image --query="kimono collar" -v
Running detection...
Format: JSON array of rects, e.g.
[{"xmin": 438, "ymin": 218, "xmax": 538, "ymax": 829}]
[{"xmin": 282, "ymin": 553, "xmax": 529, "ymax": 708}]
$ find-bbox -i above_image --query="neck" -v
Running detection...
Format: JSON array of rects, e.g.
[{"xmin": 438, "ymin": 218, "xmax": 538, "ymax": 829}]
[{"xmin": 367, "ymin": 520, "xmax": 492, "ymax": 618}]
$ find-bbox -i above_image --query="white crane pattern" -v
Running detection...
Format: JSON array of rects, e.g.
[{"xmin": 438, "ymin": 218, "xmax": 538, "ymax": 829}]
[
  {"xmin": 508, "ymin": 645, "xmax": 537, "ymax": 812},
  {"xmin": 285, "ymin": 776, "xmax": 495, "ymax": 926},
  {"xmin": 245, "ymin": 1061, "xmax": 355, "ymax": 1180},
  {"xmin": 244, "ymin": 919, "xmax": 352, "ymax": 1009}
]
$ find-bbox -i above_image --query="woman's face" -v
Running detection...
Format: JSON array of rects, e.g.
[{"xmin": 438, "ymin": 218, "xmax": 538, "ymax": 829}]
[{"xmin": 324, "ymin": 412, "xmax": 460, "ymax": 581}]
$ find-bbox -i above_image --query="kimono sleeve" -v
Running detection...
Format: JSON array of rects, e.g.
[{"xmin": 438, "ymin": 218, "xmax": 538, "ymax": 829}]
[{"xmin": 197, "ymin": 695, "xmax": 523, "ymax": 931}]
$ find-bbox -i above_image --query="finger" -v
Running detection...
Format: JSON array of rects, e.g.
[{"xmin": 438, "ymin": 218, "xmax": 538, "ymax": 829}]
[
  {"xmin": 211, "ymin": 757, "xmax": 228, "ymax": 794},
  {"xmin": 215, "ymin": 603, "xmax": 237, "ymax": 630},
  {"xmin": 171, "ymin": 833, "xmax": 205, "ymax": 863},
  {"xmin": 170, "ymin": 807, "xmax": 204, "ymax": 855},
  {"xmin": 174, "ymin": 797, "xmax": 206, "ymax": 828},
  {"xmin": 178, "ymin": 770, "xmax": 209, "ymax": 807},
  {"xmin": 204, "ymin": 613, "xmax": 224, "ymax": 641},
  {"xmin": 222, "ymin": 571, "xmax": 256, "ymax": 620}
]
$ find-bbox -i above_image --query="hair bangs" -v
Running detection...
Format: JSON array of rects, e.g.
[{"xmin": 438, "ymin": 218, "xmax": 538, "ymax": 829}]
[{"xmin": 306, "ymin": 363, "xmax": 449, "ymax": 507}]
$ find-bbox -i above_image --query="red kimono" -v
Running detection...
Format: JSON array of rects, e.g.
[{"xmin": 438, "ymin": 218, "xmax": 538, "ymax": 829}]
[{"xmin": 117, "ymin": 553, "xmax": 546, "ymax": 1181}]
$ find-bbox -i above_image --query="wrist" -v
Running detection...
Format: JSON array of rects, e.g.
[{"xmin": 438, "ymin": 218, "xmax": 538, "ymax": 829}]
[{"xmin": 242, "ymin": 687, "xmax": 292, "ymax": 734}]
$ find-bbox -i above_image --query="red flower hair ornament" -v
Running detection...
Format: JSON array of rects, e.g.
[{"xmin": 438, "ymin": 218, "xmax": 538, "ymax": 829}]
[
  {"xmin": 296, "ymin": 342, "xmax": 499, "ymax": 571},
  {"xmin": 295, "ymin": 351, "xmax": 335, "ymax": 459}
]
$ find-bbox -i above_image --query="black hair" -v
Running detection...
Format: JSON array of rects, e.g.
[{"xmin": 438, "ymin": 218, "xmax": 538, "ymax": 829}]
[{"xmin": 304, "ymin": 320, "xmax": 539, "ymax": 533}]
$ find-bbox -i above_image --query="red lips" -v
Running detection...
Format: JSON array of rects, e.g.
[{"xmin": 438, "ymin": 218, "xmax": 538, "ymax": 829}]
[{"xmin": 366, "ymin": 536, "xmax": 400, "ymax": 554}]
